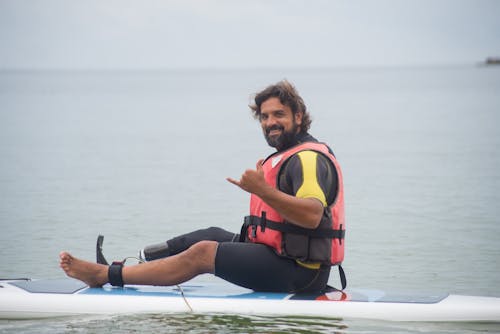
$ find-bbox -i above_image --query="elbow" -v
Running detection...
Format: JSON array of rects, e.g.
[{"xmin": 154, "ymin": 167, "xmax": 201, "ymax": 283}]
[
  {"xmin": 285, "ymin": 198, "xmax": 325, "ymax": 229},
  {"xmin": 300, "ymin": 205, "xmax": 323, "ymax": 229},
  {"xmin": 307, "ymin": 198, "xmax": 325, "ymax": 229},
  {"xmin": 308, "ymin": 213, "xmax": 322, "ymax": 229}
]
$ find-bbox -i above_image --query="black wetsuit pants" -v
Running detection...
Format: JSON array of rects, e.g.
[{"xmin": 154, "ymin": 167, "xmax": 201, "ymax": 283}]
[{"xmin": 164, "ymin": 227, "xmax": 331, "ymax": 293}]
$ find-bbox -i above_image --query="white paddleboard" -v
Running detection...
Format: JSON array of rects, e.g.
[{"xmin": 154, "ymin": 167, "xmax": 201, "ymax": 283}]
[{"xmin": 1, "ymin": 278, "xmax": 499, "ymax": 322}]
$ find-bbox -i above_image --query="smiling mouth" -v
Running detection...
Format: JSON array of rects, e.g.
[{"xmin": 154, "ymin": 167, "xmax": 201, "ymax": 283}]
[{"xmin": 266, "ymin": 126, "xmax": 284, "ymax": 136}]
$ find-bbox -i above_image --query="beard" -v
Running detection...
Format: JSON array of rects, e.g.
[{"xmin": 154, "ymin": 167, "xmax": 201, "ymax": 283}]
[{"xmin": 264, "ymin": 123, "xmax": 299, "ymax": 151}]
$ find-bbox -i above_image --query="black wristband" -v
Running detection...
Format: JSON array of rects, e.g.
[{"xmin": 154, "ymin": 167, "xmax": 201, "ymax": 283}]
[{"xmin": 108, "ymin": 262, "xmax": 124, "ymax": 287}]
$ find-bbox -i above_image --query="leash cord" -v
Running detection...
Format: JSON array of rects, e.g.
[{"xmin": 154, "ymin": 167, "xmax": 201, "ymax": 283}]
[{"xmin": 121, "ymin": 256, "xmax": 193, "ymax": 312}]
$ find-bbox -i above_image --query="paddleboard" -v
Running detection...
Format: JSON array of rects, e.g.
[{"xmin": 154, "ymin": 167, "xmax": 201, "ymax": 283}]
[{"xmin": 1, "ymin": 277, "xmax": 499, "ymax": 322}]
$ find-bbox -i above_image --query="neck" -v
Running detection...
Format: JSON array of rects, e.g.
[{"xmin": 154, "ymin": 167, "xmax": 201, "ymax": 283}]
[{"xmin": 276, "ymin": 132, "xmax": 315, "ymax": 152}]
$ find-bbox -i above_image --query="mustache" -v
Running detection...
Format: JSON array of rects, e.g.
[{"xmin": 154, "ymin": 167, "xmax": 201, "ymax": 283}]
[{"xmin": 265, "ymin": 125, "xmax": 284, "ymax": 135}]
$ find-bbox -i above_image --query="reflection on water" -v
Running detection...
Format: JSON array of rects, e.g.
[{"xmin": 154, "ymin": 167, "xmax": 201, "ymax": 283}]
[
  {"xmin": 3, "ymin": 313, "xmax": 500, "ymax": 334},
  {"xmin": 1, "ymin": 314, "xmax": 347, "ymax": 334}
]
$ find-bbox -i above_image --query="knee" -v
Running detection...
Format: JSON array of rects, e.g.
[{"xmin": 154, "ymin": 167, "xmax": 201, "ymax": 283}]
[
  {"xmin": 188, "ymin": 240, "xmax": 218, "ymax": 256},
  {"xmin": 184, "ymin": 241, "xmax": 218, "ymax": 269}
]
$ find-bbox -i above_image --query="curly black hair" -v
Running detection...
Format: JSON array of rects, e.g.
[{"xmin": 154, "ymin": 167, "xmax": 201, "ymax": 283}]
[{"xmin": 249, "ymin": 80, "xmax": 312, "ymax": 133}]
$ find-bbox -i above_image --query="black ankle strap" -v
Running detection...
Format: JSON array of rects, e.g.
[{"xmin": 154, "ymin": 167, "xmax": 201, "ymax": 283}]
[{"xmin": 108, "ymin": 261, "xmax": 124, "ymax": 287}]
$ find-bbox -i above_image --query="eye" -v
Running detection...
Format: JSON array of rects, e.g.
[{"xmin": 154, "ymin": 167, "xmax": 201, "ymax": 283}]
[
  {"xmin": 260, "ymin": 113, "xmax": 268, "ymax": 121},
  {"xmin": 272, "ymin": 110, "xmax": 287, "ymax": 119}
]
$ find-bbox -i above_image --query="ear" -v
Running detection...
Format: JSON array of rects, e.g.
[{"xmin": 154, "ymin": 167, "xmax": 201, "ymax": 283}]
[{"xmin": 294, "ymin": 111, "xmax": 303, "ymax": 125}]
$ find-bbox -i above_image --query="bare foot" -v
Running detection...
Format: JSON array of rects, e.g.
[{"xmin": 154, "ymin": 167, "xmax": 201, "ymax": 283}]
[{"xmin": 59, "ymin": 252, "xmax": 109, "ymax": 287}]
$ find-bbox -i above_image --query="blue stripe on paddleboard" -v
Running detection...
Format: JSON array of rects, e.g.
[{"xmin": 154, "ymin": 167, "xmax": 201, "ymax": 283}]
[
  {"xmin": 6, "ymin": 279, "xmax": 449, "ymax": 303},
  {"xmin": 81, "ymin": 285, "xmax": 289, "ymax": 300}
]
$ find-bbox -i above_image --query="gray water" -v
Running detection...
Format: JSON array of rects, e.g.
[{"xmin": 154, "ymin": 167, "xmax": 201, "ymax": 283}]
[{"xmin": 1, "ymin": 66, "xmax": 499, "ymax": 333}]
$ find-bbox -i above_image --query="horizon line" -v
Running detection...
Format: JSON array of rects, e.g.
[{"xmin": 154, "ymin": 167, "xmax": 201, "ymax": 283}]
[{"xmin": 0, "ymin": 61, "xmax": 490, "ymax": 73}]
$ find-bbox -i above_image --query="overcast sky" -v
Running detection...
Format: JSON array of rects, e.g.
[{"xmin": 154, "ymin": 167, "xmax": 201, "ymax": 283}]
[{"xmin": 1, "ymin": 0, "xmax": 499, "ymax": 69}]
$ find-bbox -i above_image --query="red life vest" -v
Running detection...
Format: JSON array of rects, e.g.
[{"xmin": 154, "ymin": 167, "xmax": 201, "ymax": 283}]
[{"xmin": 243, "ymin": 141, "xmax": 345, "ymax": 266}]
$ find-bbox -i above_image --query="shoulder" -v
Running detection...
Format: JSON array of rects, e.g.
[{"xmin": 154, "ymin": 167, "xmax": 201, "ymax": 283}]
[
  {"xmin": 279, "ymin": 148, "xmax": 339, "ymax": 205},
  {"xmin": 286, "ymin": 150, "xmax": 336, "ymax": 176}
]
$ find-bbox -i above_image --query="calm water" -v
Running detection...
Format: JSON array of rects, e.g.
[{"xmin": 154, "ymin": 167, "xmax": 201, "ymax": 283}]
[{"xmin": 1, "ymin": 66, "xmax": 499, "ymax": 333}]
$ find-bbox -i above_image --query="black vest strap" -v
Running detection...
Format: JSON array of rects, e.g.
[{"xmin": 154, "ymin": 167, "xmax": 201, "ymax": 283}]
[
  {"xmin": 338, "ymin": 264, "xmax": 347, "ymax": 290},
  {"xmin": 323, "ymin": 266, "xmax": 347, "ymax": 291},
  {"xmin": 243, "ymin": 215, "xmax": 345, "ymax": 239}
]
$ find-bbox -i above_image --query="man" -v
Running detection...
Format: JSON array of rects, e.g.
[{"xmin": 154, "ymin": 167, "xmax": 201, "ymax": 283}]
[{"xmin": 60, "ymin": 80, "xmax": 346, "ymax": 293}]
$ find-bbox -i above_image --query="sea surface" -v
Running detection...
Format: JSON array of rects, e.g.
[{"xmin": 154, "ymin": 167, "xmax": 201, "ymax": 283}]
[{"xmin": 1, "ymin": 66, "xmax": 499, "ymax": 333}]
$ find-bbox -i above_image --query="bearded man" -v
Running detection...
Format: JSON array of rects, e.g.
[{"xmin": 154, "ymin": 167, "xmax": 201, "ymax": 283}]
[{"xmin": 60, "ymin": 80, "xmax": 346, "ymax": 293}]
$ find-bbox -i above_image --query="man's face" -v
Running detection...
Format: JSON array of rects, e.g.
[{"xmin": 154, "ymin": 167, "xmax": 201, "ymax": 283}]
[{"xmin": 260, "ymin": 97, "xmax": 303, "ymax": 150}]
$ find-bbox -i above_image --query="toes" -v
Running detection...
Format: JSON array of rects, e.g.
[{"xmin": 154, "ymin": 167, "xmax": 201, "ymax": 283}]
[
  {"xmin": 59, "ymin": 251, "xmax": 69, "ymax": 259},
  {"xmin": 59, "ymin": 251, "xmax": 73, "ymax": 263}
]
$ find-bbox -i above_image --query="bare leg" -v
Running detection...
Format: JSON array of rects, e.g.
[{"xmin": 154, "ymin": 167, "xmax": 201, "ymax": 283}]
[
  {"xmin": 60, "ymin": 241, "xmax": 218, "ymax": 287},
  {"xmin": 124, "ymin": 241, "xmax": 217, "ymax": 285}
]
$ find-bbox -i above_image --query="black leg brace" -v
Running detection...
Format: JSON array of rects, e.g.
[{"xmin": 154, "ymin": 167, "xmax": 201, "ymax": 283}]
[{"xmin": 108, "ymin": 261, "xmax": 124, "ymax": 287}]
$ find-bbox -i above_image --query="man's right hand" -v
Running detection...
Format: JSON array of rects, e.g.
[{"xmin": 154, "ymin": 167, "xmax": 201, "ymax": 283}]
[{"xmin": 226, "ymin": 159, "xmax": 269, "ymax": 196}]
